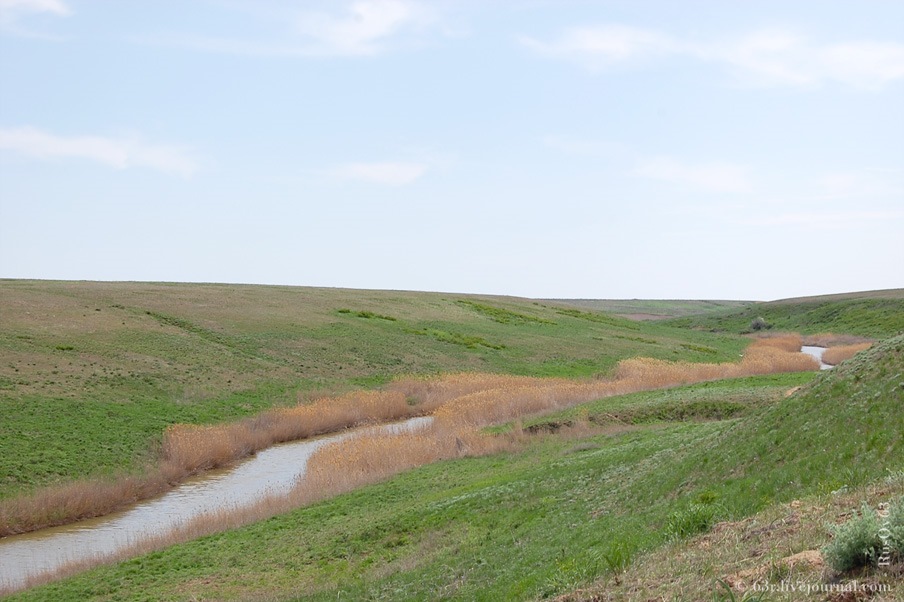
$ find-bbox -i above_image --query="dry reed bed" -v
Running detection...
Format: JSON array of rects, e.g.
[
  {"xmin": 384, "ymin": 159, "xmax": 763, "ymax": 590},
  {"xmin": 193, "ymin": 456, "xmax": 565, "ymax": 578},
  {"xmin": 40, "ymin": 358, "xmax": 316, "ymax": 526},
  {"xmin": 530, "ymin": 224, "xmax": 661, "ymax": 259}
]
[
  {"xmin": 821, "ymin": 342, "xmax": 873, "ymax": 366},
  {"xmin": 0, "ymin": 340, "xmax": 817, "ymax": 539},
  {"xmin": 0, "ymin": 390, "xmax": 415, "ymax": 537},
  {"xmin": 296, "ymin": 340, "xmax": 818, "ymax": 508}
]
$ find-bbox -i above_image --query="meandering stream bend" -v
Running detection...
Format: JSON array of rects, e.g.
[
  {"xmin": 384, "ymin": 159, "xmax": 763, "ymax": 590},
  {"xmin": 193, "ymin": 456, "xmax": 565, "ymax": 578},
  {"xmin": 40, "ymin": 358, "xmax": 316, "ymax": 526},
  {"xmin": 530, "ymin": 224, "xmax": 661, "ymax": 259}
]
[
  {"xmin": 800, "ymin": 346, "xmax": 832, "ymax": 370},
  {"xmin": 0, "ymin": 347, "xmax": 832, "ymax": 592},
  {"xmin": 0, "ymin": 416, "xmax": 432, "ymax": 592}
]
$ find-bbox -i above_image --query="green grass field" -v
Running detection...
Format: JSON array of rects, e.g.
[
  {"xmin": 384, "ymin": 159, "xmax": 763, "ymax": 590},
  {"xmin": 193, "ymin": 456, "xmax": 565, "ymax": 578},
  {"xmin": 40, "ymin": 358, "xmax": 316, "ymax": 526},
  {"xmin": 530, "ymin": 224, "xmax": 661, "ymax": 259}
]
[
  {"xmin": 0, "ymin": 280, "xmax": 750, "ymax": 497},
  {"xmin": 11, "ymin": 335, "xmax": 901, "ymax": 601},
  {"xmin": 662, "ymin": 288, "xmax": 904, "ymax": 337}
]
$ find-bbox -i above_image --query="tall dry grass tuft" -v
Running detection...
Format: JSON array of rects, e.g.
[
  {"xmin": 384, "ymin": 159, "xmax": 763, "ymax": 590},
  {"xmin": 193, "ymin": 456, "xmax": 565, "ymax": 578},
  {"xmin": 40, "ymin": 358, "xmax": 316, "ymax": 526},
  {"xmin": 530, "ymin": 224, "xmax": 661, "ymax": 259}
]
[
  {"xmin": 822, "ymin": 343, "xmax": 872, "ymax": 366},
  {"xmin": 387, "ymin": 373, "xmax": 555, "ymax": 414},
  {"xmin": 292, "ymin": 423, "xmax": 510, "ymax": 507},
  {"xmin": 748, "ymin": 333, "xmax": 803, "ymax": 353}
]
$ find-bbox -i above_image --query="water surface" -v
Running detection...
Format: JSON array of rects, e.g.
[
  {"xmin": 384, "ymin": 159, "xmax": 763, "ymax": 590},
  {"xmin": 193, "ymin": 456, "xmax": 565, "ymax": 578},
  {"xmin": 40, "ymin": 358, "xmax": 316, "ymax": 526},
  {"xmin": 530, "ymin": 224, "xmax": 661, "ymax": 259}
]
[{"xmin": 0, "ymin": 416, "xmax": 431, "ymax": 592}]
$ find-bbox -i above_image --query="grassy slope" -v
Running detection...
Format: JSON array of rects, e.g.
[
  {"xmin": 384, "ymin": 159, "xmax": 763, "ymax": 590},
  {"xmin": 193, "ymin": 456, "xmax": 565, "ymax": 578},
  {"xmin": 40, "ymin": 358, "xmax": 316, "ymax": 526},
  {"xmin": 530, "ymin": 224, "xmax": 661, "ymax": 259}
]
[
  {"xmin": 662, "ymin": 288, "xmax": 904, "ymax": 337},
  {"xmin": 0, "ymin": 280, "xmax": 748, "ymax": 497},
  {"xmin": 16, "ymin": 336, "xmax": 902, "ymax": 601},
  {"xmin": 544, "ymin": 299, "xmax": 753, "ymax": 320}
]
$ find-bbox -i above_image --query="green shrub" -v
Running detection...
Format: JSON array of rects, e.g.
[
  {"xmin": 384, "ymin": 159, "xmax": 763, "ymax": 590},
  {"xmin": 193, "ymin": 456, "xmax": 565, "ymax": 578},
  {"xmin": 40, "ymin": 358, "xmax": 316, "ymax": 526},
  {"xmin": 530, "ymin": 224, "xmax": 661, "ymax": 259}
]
[
  {"xmin": 823, "ymin": 502, "xmax": 884, "ymax": 572},
  {"xmin": 884, "ymin": 496, "xmax": 904, "ymax": 562}
]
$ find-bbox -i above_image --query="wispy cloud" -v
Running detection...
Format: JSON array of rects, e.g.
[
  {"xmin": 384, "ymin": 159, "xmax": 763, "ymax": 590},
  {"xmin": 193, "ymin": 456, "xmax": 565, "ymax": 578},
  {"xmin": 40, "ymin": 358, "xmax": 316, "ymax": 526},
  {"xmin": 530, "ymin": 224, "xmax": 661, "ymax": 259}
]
[
  {"xmin": 523, "ymin": 24, "xmax": 904, "ymax": 90},
  {"xmin": 0, "ymin": 0, "xmax": 69, "ymax": 17},
  {"xmin": 519, "ymin": 25, "xmax": 673, "ymax": 69},
  {"xmin": 138, "ymin": 0, "xmax": 437, "ymax": 58},
  {"xmin": 333, "ymin": 161, "xmax": 427, "ymax": 185},
  {"xmin": 296, "ymin": 0, "xmax": 432, "ymax": 56},
  {"xmin": 704, "ymin": 29, "xmax": 904, "ymax": 89},
  {"xmin": 0, "ymin": 0, "xmax": 69, "ymax": 38},
  {"xmin": 633, "ymin": 157, "xmax": 752, "ymax": 194},
  {"xmin": 739, "ymin": 209, "xmax": 904, "ymax": 227},
  {"xmin": 0, "ymin": 126, "xmax": 199, "ymax": 177}
]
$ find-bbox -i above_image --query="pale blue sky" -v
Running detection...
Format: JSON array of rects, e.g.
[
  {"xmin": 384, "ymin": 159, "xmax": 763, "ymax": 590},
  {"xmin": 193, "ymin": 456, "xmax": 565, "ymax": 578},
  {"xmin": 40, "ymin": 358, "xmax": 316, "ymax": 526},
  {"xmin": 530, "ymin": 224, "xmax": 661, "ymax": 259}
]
[{"xmin": 1, "ymin": 0, "xmax": 902, "ymax": 300}]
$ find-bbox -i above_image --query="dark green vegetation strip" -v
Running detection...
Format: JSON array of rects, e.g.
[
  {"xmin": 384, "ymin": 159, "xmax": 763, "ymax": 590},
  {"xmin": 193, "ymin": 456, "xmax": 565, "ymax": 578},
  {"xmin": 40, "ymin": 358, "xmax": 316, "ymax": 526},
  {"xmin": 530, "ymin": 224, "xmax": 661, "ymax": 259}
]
[
  {"xmin": 336, "ymin": 309, "xmax": 397, "ymax": 321},
  {"xmin": 664, "ymin": 292, "xmax": 904, "ymax": 338},
  {"xmin": 0, "ymin": 281, "xmax": 749, "ymax": 496},
  {"xmin": 455, "ymin": 300, "xmax": 556, "ymax": 325},
  {"xmin": 17, "ymin": 336, "xmax": 903, "ymax": 601}
]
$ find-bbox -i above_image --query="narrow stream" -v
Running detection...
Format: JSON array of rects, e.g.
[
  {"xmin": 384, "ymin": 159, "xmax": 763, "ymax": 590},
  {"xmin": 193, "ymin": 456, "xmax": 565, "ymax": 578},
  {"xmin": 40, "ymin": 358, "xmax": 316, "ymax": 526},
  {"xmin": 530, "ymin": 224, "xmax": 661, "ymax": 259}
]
[
  {"xmin": 800, "ymin": 346, "xmax": 832, "ymax": 370},
  {"xmin": 0, "ymin": 416, "xmax": 432, "ymax": 592}
]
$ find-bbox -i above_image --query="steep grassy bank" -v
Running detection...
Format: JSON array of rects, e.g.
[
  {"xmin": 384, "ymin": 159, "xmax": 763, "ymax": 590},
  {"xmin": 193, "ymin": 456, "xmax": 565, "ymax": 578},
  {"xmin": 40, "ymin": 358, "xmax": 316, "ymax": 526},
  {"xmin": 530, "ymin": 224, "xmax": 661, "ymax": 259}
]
[
  {"xmin": 0, "ymin": 280, "xmax": 748, "ymax": 497},
  {"xmin": 663, "ymin": 289, "xmax": 904, "ymax": 337},
  {"xmin": 12, "ymin": 336, "xmax": 900, "ymax": 601}
]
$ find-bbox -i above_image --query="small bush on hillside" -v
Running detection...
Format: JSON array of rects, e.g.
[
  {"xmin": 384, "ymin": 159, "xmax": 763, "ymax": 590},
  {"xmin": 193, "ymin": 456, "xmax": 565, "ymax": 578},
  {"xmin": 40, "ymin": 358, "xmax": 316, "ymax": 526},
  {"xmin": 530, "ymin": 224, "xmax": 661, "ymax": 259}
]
[
  {"xmin": 887, "ymin": 496, "xmax": 904, "ymax": 558},
  {"xmin": 749, "ymin": 317, "xmax": 771, "ymax": 331},
  {"xmin": 823, "ymin": 499, "xmax": 904, "ymax": 572}
]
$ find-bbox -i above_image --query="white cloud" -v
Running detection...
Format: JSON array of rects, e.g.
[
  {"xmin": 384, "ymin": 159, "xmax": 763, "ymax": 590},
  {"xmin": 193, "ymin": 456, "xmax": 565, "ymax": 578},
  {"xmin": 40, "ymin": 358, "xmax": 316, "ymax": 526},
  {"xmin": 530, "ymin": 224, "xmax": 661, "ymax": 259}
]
[
  {"xmin": 0, "ymin": 126, "xmax": 198, "ymax": 177},
  {"xmin": 520, "ymin": 25, "xmax": 673, "ymax": 69},
  {"xmin": 0, "ymin": 0, "xmax": 69, "ymax": 17},
  {"xmin": 633, "ymin": 157, "xmax": 752, "ymax": 194},
  {"xmin": 740, "ymin": 209, "xmax": 904, "ymax": 227},
  {"xmin": 333, "ymin": 161, "xmax": 427, "ymax": 185},
  {"xmin": 139, "ymin": 0, "xmax": 436, "ymax": 58},
  {"xmin": 296, "ymin": 0, "xmax": 431, "ymax": 56},
  {"xmin": 524, "ymin": 24, "xmax": 904, "ymax": 89},
  {"xmin": 706, "ymin": 29, "xmax": 904, "ymax": 89},
  {"xmin": 0, "ymin": 0, "xmax": 69, "ymax": 38}
]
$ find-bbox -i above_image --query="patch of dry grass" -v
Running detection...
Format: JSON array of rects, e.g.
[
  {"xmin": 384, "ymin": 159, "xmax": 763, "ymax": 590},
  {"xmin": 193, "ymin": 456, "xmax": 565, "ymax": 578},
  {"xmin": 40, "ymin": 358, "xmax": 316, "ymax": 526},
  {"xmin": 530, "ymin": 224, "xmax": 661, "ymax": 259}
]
[{"xmin": 822, "ymin": 343, "xmax": 873, "ymax": 367}]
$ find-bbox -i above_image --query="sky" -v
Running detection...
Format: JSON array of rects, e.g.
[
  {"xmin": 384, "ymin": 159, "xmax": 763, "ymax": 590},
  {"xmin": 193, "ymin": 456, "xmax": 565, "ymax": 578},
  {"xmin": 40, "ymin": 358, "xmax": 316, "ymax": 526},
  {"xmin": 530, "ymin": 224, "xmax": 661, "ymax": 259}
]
[{"xmin": 1, "ymin": 0, "xmax": 902, "ymax": 301}]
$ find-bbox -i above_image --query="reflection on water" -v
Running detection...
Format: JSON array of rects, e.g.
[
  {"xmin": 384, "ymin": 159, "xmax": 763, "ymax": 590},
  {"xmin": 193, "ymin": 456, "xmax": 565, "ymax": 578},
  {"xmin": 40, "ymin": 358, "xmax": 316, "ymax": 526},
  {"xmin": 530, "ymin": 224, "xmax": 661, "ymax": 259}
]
[{"xmin": 0, "ymin": 416, "xmax": 431, "ymax": 592}]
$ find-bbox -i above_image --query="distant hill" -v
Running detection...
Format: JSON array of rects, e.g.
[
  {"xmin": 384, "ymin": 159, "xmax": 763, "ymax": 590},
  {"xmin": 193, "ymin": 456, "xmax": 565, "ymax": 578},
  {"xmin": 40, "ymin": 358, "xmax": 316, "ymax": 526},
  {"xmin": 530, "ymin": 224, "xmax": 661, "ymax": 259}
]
[
  {"xmin": 543, "ymin": 299, "xmax": 753, "ymax": 320},
  {"xmin": 662, "ymin": 289, "xmax": 904, "ymax": 338}
]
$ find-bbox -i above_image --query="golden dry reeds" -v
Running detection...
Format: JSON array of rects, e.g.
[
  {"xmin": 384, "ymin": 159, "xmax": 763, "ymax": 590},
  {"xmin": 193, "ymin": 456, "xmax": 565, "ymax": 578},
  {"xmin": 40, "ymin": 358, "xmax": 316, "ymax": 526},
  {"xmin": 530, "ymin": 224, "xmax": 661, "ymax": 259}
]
[
  {"xmin": 747, "ymin": 333, "xmax": 803, "ymax": 353},
  {"xmin": 293, "ymin": 423, "xmax": 509, "ymax": 506},
  {"xmin": 0, "ymin": 390, "xmax": 414, "ymax": 537},
  {"xmin": 821, "ymin": 343, "xmax": 872, "ymax": 366}
]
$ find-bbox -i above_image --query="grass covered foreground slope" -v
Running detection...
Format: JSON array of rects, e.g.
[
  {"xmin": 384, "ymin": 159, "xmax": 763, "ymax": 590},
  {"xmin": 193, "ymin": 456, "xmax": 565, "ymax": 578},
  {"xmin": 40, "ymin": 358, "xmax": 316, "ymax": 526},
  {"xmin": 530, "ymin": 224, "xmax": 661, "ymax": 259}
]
[
  {"xmin": 663, "ymin": 288, "xmax": 904, "ymax": 338},
  {"xmin": 15, "ymin": 336, "xmax": 902, "ymax": 601},
  {"xmin": 0, "ymin": 280, "xmax": 748, "ymax": 497}
]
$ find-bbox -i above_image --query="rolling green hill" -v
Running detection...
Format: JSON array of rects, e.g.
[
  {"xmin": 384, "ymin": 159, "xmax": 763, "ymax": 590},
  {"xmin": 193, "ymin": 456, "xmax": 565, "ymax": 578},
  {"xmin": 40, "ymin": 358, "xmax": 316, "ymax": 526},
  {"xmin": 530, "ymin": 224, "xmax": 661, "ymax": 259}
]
[
  {"xmin": 662, "ymin": 289, "xmax": 904, "ymax": 338},
  {"xmin": 0, "ymin": 280, "xmax": 748, "ymax": 496}
]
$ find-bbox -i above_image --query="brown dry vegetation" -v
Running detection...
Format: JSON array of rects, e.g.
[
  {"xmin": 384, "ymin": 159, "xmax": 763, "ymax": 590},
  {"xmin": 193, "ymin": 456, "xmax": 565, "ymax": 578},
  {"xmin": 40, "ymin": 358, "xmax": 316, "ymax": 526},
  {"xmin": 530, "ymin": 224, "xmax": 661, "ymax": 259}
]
[
  {"xmin": 0, "ymin": 390, "xmax": 416, "ymax": 537},
  {"xmin": 822, "ymin": 343, "xmax": 873, "ymax": 366},
  {"xmin": 0, "ymin": 340, "xmax": 817, "ymax": 540},
  {"xmin": 295, "ymin": 340, "xmax": 818, "ymax": 518}
]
